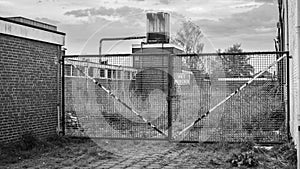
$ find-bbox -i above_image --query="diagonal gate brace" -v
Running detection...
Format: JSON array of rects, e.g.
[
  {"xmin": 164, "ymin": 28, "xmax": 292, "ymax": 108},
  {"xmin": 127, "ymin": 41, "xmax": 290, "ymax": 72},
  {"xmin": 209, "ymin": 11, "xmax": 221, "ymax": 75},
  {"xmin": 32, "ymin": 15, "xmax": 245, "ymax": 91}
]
[
  {"xmin": 66, "ymin": 58, "xmax": 169, "ymax": 138},
  {"xmin": 174, "ymin": 53, "xmax": 287, "ymax": 139}
]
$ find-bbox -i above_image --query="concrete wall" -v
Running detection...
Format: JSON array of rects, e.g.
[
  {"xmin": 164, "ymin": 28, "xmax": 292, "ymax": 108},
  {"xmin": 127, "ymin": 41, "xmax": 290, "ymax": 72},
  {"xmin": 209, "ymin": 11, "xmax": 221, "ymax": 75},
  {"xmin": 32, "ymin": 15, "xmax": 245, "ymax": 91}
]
[
  {"xmin": 284, "ymin": 0, "xmax": 300, "ymax": 168},
  {"xmin": 285, "ymin": 0, "xmax": 299, "ymax": 144}
]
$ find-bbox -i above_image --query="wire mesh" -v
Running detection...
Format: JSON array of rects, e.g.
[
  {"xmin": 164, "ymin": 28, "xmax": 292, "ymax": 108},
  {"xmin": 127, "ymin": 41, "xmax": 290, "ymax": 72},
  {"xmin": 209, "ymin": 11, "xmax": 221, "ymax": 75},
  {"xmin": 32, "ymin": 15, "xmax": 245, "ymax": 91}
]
[
  {"xmin": 63, "ymin": 55, "xmax": 170, "ymax": 139},
  {"xmin": 63, "ymin": 51, "xmax": 289, "ymax": 143},
  {"xmin": 175, "ymin": 52, "xmax": 288, "ymax": 143}
]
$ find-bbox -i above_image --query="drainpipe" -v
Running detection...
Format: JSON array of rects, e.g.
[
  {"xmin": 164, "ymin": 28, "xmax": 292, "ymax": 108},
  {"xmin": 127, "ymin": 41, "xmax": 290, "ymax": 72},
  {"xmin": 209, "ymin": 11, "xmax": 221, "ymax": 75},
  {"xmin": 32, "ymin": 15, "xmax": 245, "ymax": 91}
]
[
  {"xmin": 56, "ymin": 47, "xmax": 66, "ymax": 136},
  {"xmin": 99, "ymin": 36, "xmax": 146, "ymax": 55},
  {"xmin": 56, "ymin": 46, "xmax": 62, "ymax": 135}
]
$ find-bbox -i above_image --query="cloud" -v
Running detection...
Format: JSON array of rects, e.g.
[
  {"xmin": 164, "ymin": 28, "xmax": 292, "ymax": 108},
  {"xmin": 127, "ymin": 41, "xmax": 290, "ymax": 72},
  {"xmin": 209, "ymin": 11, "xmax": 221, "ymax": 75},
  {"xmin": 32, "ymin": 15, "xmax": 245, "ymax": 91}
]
[
  {"xmin": 233, "ymin": 4, "xmax": 260, "ymax": 9},
  {"xmin": 254, "ymin": 0, "xmax": 276, "ymax": 4},
  {"xmin": 159, "ymin": 0, "xmax": 170, "ymax": 4},
  {"xmin": 64, "ymin": 6, "xmax": 144, "ymax": 18},
  {"xmin": 0, "ymin": 0, "xmax": 13, "ymax": 6},
  {"xmin": 191, "ymin": 3, "xmax": 278, "ymax": 51},
  {"xmin": 195, "ymin": 3, "xmax": 277, "ymax": 37},
  {"xmin": 60, "ymin": 9, "xmax": 147, "ymax": 54}
]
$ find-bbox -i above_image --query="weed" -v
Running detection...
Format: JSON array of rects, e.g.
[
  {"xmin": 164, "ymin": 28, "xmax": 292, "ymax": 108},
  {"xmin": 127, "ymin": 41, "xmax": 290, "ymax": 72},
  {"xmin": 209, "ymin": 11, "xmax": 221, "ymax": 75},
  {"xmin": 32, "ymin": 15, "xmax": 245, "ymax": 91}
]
[
  {"xmin": 273, "ymin": 142, "xmax": 297, "ymax": 166},
  {"xmin": 19, "ymin": 131, "xmax": 39, "ymax": 151},
  {"xmin": 226, "ymin": 150, "xmax": 259, "ymax": 167}
]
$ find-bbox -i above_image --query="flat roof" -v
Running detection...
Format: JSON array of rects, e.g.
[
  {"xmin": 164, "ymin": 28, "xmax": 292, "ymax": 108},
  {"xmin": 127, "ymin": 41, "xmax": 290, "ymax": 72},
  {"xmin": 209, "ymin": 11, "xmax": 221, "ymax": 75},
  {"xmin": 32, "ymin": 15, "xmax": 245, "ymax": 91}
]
[{"xmin": 0, "ymin": 16, "xmax": 65, "ymax": 35}]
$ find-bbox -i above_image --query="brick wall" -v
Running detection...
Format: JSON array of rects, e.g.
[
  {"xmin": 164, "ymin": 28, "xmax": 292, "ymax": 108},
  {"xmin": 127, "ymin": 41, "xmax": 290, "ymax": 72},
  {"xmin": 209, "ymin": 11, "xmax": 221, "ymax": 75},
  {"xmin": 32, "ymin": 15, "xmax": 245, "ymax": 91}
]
[{"xmin": 0, "ymin": 33, "xmax": 61, "ymax": 144}]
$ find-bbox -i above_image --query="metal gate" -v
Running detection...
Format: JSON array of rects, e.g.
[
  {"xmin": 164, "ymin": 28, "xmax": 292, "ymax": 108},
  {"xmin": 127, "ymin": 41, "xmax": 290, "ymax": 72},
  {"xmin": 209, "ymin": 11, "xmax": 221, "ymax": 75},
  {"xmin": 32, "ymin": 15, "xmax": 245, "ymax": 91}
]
[{"xmin": 62, "ymin": 51, "xmax": 290, "ymax": 144}]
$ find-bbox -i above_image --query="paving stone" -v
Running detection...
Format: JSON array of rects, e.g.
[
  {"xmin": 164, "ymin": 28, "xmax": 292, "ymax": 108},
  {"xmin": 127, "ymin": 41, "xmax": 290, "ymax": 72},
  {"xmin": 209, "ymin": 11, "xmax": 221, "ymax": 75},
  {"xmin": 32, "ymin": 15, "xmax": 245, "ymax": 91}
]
[
  {"xmin": 147, "ymin": 164, "xmax": 161, "ymax": 168},
  {"xmin": 88, "ymin": 161, "xmax": 104, "ymax": 168}
]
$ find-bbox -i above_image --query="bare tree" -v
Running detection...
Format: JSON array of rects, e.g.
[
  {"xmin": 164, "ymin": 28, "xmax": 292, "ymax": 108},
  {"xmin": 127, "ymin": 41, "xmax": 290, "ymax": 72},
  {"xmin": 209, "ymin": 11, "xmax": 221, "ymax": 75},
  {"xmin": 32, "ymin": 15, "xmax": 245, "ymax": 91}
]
[{"xmin": 172, "ymin": 20, "xmax": 205, "ymax": 71}]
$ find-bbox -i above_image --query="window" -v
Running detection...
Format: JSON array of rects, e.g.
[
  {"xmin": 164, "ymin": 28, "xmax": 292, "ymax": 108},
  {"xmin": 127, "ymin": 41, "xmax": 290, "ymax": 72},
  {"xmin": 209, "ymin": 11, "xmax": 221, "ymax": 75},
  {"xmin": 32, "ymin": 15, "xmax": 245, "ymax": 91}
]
[
  {"xmin": 112, "ymin": 70, "xmax": 116, "ymax": 79},
  {"xmin": 88, "ymin": 67, "xmax": 94, "ymax": 77},
  {"xmin": 117, "ymin": 70, "xmax": 121, "ymax": 79},
  {"xmin": 72, "ymin": 65, "xmax": 78, "ymax": 76},
  {"xmin": 99, "ymin": 69, "xmax": 105, "ymax": 78},
  {"xmin": 64, "ymin": 65, "xmax": 71, "ymax": 76},
  {"xmin": 78, "ymin": 66, "xmax": 86, "ymax": 76},
  {"xmin": 132, "ymin": 72, "xmax": 136, "ymax": 79},
  {"xmin": 107, "ymin": 69, "xmax": 112, "ymax": 79},
  {"xmin": 125, "ymin": 71, "xmax": 131, "ymax": 79}
]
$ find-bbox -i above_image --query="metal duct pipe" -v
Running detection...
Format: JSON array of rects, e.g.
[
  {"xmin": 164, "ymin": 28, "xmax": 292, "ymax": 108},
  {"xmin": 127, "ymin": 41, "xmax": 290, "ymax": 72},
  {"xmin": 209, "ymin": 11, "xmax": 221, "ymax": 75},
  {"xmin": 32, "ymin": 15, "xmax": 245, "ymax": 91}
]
[{"xmin": 99, "ymin": 36, "xmax": 146, "ymax": 55}]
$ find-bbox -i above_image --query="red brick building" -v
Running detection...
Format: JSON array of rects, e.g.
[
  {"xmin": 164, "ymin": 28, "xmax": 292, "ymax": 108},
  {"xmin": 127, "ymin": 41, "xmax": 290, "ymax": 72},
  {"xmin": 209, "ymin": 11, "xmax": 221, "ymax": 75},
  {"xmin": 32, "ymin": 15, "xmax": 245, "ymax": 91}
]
[{"xmin": 0, "ymin": 17, "xmax": 65, "ymax": 144}]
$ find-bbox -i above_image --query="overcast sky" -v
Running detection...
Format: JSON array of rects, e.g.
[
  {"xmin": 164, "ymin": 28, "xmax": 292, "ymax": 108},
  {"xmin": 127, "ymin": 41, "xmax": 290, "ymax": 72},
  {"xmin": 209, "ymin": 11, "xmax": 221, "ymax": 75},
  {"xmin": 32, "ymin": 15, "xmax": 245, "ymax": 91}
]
[{"xmin": 0, "ymin": 0, "xmax": 278, "ymax": 54}]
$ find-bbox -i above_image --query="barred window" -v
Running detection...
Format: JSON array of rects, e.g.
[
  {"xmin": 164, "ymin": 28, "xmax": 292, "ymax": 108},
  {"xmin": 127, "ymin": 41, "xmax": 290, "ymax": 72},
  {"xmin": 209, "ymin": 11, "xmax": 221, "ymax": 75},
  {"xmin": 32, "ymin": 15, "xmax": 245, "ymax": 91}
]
[
  {"xmin": 88, "ymin": 67, "xmax": 94, "ymax": 77},
  {"xmin": 125, "ymin": 71, "xmax": 131, "ymax": 79},
  {"xmin": 78, "ymin": 66, "xmax": 86, "ymax": 76},
  {"xmin": 117, "ymin": 70, "xmax": 121, "ymax": 79},
  {"xmin": 72, "ymin": 65, "xmax": 78, "ymax": 76},
  {"xmin": 99, "ymin": 69, "xmax": 105, "ymax": 78},
  {"xmin": 64, "ymin": 65, "xmax": 71, "ymax": 76},
  {"xmin": 107, "ymin": 69, "xmax": 112, "ymax": 79},
  {"xmin": 112, "ymin": 70, "xmax": 116, "ymax": 79}
]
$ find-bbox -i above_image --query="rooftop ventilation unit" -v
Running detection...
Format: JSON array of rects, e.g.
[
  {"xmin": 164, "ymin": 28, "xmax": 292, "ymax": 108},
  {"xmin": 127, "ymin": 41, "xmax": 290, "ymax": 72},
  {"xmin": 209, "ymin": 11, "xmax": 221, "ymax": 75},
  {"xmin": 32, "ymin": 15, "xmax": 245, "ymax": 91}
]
[{"xmin": 146, "ymin": 12, "xmax": 170, "ymax": 44}]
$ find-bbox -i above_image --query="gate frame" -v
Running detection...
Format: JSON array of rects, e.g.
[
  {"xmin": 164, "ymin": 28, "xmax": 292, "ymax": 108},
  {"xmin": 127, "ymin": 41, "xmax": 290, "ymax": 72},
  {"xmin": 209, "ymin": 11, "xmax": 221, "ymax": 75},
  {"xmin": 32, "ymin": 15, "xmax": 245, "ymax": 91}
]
[{"xmin": 61, "ymin": 51, "xmax": 291, "ymax": 144}]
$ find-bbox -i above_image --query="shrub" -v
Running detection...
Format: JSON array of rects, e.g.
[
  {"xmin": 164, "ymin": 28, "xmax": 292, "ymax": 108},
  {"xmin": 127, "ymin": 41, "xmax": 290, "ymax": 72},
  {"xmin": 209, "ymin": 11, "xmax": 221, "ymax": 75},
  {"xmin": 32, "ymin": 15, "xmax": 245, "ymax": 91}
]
[{"xmin": 19, "ymin": 131, "xmax": 39, "ymax": 151}]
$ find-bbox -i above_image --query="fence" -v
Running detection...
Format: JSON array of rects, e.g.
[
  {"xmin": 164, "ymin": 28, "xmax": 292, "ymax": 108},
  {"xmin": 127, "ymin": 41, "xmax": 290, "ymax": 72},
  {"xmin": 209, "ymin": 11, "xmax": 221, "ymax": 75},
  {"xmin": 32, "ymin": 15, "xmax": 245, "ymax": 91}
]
[{"xmin": 62, "ymin": 51, "xmax": 290, "ymax": 143}]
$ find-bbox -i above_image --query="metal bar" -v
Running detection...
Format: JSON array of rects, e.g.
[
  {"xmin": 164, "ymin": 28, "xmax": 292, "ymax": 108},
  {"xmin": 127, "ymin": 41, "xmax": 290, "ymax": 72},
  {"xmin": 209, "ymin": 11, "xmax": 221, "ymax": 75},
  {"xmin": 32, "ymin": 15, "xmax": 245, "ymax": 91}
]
[
  {"xmin": 171, "ymin": 140, "xmax": 285, "ymax": 145},
  {"xmin": 175, "ymin": 51, "xmax": 290, "ymax": 57},
  {"xmin": 64, "ymin": 51, "xmax": 290, "ymax": 58},
  {"xmin": 99, "ymin": 36, "xmax": 146, "ymax": 54},
  {"xmin": 175, "ymin": 54, "xmax": 288, "ymax": 138},
  {"xmin": 65, "ymin": 58, "xmax": 169, "ymax": 138},
  {"xmin": 64, "ymin": 54, "xmax": 133, "ymax": 58},
  {"xmin": 65, "ymin": 59, "xmax": 137, "ymax": 70},
  {"xmin": 69, "ymin": 136, "xmax": 168, "ymax": 141},
  {"xmin": 167, "ymin": 54, "xmax": 173, "ymax": 141},
  {"xmin": 286, "ymin": 52, "xmax": 291, "ymax": 141}
]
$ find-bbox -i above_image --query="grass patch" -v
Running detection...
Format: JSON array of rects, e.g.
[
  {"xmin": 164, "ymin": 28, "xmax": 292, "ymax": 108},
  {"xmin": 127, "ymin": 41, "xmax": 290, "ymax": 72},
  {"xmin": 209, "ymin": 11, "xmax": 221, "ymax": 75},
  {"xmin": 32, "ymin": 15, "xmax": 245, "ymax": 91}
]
[{"xmin": 0, "ymin": 133, "xmax": 91, "ymax": 166}]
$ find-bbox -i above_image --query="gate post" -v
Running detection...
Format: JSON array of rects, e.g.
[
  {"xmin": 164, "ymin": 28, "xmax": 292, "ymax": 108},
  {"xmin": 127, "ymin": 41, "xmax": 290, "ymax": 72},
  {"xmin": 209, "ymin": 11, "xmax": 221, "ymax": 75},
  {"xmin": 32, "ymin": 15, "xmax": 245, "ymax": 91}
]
[
  {"xmin": 286, "ymin": 51, "xmax": 291, "ymax": 141},
  {"xmin": 167, "ymin": 54, "xmax": 174, "ymax": 141}
]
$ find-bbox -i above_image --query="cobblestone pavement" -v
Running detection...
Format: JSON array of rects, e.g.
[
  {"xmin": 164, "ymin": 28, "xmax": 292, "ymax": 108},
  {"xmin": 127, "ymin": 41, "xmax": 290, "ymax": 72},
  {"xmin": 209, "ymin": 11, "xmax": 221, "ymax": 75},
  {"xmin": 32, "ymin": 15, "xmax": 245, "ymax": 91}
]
[
  {"xmin": 85, "ymin": 145, "xmax": 225, "ymax": 169},
  {"xmin": 2, "ymin": 139, "xmax": 273, "ymax": 169}
]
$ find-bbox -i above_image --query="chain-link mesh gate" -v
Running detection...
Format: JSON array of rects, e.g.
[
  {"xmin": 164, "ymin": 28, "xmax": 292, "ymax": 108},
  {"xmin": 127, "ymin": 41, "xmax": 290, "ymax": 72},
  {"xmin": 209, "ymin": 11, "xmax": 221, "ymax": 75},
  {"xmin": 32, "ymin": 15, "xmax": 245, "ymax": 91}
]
[{"xmin": 62, "ymin": 51, "xmax": 289, "ymax": 143}]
